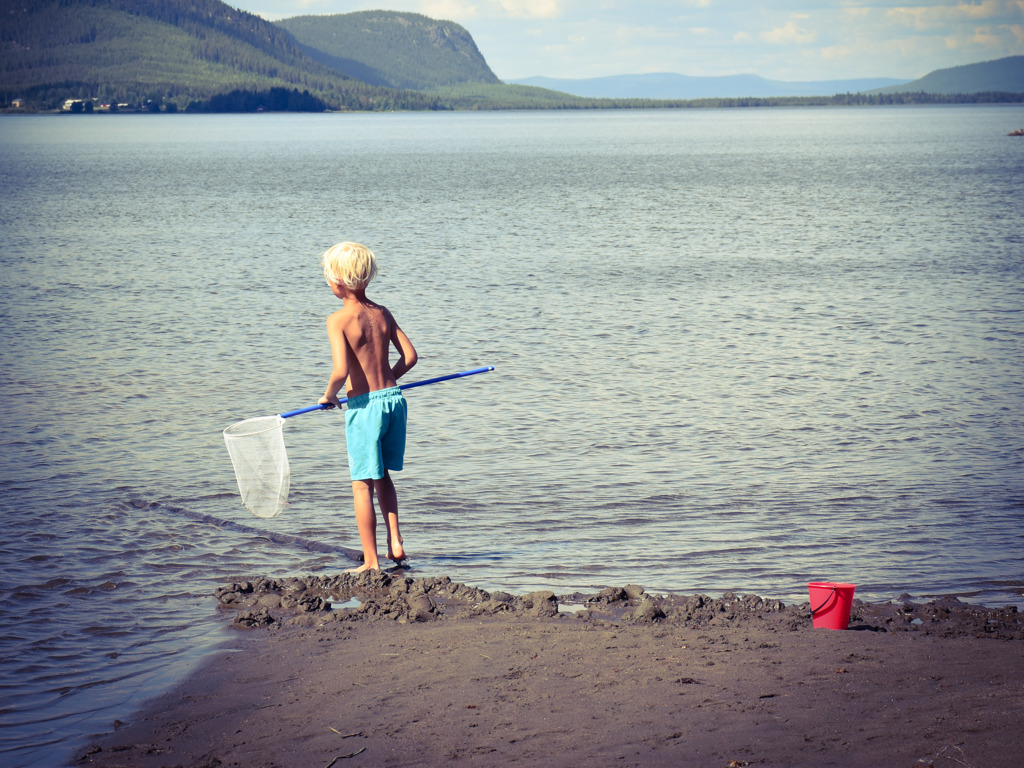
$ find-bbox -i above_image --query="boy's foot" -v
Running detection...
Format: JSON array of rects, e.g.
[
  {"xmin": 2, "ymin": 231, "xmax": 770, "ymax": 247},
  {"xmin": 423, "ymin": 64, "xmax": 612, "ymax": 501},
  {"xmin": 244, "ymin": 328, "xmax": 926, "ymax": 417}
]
[
  {"xmin": 344, "ymin": 564, "xmax": 380, "ymax": 574},
  {"xmin": 386, "ymin": 535, "xmax": 406, "ymax": 563}
]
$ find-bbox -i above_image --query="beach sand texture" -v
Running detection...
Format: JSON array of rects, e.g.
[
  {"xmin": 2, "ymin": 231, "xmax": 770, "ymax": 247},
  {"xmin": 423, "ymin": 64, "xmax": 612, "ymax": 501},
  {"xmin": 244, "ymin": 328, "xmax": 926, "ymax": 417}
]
[{"xmin": 77, "ymin": 571, "xmax": 1023, "ymax": 768}]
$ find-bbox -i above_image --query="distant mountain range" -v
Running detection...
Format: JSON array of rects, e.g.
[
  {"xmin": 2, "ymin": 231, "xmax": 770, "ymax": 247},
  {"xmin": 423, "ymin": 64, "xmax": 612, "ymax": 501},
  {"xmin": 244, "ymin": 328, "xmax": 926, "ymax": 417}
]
[
  {"xmin": 510, "ymin": 56, "xmax": 1024, "ymax": 100},
  {"xmin": 0, "ymin": 0, "xmax": 1021, "ymax": 111},
  {"xmin": 510, "ymin": 73, "xmax": 910, "ymax": 100}
]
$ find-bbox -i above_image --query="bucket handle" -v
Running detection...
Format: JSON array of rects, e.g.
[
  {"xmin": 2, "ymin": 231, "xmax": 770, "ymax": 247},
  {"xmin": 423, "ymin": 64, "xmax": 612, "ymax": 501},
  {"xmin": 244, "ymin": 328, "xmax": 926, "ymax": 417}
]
[{"xmin": 809, "ymin": 586, "xmax": 837, "ymax": 618}]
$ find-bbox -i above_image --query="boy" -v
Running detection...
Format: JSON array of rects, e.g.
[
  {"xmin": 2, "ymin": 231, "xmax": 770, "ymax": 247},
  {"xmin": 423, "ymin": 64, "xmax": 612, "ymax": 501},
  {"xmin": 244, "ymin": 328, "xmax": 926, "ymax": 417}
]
[{"xmin": 318, "ymin": 242, "xmax": 417, "ymax": 573}]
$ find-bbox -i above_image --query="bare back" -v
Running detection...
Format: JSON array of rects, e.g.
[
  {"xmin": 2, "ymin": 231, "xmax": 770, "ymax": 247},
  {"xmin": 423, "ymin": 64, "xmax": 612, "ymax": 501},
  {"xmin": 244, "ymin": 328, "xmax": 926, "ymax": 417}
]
[
  {"xmin": 337, "ymin": 301, "xmax": 397, "ymax": 396},
  {"xmin": 321, "ymin": 290, "xmax": 417, "ymax": 404}
]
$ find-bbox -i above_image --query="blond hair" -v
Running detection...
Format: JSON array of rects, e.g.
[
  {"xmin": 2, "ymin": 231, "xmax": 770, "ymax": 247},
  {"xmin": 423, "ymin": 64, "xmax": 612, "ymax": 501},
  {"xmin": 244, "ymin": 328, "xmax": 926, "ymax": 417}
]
[{"xmin": 322, "ymin": 242, "xmax": 378, "ymax": 290}]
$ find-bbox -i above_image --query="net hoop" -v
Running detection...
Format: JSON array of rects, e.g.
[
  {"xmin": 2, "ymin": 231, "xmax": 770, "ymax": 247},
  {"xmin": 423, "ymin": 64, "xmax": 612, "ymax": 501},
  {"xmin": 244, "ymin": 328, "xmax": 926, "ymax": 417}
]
[
  {"xmin": 223, "ymin": 415, "xmax": 286, "ymax": 438},
  {"xmin": 223, "ymin": 415, "xmax": 290, "ymax": 519}
]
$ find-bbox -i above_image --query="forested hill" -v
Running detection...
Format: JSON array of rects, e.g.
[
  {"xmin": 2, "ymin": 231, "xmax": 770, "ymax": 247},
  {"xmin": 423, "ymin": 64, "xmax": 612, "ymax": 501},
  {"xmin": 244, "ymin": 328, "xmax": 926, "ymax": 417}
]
[
  {"xmin": 276, "ymin": 11, "xmax": 500, "ymax": 91},
  {"xmin": 870, "ymin": 56, "xmax": 1024, "ymax": 95},
  {"xmin": 0, "ymin": 0, "xmax": 445, "ymax": 110}
]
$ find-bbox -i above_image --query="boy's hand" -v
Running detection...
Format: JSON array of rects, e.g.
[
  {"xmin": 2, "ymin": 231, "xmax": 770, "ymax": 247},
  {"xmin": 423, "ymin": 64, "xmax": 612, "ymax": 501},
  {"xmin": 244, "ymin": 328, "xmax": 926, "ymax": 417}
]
[{"xmin": 318, "ymin": 395, "xmax": 341, "ymax": 410}]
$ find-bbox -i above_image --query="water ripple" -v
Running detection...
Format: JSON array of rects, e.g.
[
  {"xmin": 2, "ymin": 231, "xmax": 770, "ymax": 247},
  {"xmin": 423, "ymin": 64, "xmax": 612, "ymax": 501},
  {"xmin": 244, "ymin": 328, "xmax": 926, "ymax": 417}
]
[{"xmin": 1, "ymin": 108, "xmax": 1022, "ymax": 767}]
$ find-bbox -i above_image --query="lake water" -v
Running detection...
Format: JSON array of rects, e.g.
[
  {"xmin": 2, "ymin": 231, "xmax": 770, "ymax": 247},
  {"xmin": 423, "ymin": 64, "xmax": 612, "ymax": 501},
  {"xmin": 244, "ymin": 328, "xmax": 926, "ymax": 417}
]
[{"xmin": 1, "ymin": 106, "xmax": 1022, "ymax": 766}]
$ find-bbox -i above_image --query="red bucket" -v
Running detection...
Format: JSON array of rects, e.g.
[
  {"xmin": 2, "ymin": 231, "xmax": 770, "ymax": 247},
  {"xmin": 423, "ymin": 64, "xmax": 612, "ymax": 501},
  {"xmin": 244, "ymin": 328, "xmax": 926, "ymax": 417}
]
[{"xmin": 808, "ymin": 582, "xmax": 856, "ymax": 630}]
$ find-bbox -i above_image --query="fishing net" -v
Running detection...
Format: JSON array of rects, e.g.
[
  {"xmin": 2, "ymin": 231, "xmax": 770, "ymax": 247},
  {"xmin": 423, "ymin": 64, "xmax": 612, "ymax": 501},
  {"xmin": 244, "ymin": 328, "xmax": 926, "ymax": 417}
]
[
  {"xmin": 223, "ymin": 415, "xmax": 291, "ymax": 519},
  {"xmin": 221, "ymin": 367, "xmax": 494, "ymax": 519}
]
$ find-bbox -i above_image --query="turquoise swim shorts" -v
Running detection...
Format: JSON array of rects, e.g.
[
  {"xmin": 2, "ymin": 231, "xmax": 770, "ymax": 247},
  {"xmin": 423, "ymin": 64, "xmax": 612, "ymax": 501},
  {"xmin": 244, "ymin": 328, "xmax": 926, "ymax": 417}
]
[{"xmin": 344, "ymin": 386, "xmax": 407, "ymax": 481}]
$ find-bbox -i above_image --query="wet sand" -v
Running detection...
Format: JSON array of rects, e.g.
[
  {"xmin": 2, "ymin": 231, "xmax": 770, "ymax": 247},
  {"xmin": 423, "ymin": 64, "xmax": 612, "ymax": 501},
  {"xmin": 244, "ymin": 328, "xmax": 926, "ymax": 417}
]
[{"xmin": 76, "ymin": 571, "xmax": 1023, "ymax": 768}]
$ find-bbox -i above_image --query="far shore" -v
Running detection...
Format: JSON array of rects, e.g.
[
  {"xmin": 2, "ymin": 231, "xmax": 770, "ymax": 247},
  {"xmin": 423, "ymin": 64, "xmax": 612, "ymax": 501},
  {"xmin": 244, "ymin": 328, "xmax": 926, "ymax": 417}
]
[{"xmin": 6, "ymin": 91, "xmax": 1024, "ymax": 119}]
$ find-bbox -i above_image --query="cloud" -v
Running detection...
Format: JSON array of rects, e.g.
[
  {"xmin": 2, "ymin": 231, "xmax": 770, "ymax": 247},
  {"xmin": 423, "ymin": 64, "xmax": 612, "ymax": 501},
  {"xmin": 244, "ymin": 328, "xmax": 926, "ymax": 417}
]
[
  {"xmin": 613, "ymin": 23, "xmax": 682, "ymax": 44},
  {"xmin": 495, "ymin": 0, "xmax": 564, "ymax": 19},
  {"xmin": 956, "ymin": 0, "xmax": 1009, "ymax": 20},
  {"xmin": 820, "ymin": 43, "xmax": 854, "ymax": 62},
  {"xmin": 760, "ymin": 19, "xmax": 817, "ymax": 45},
  {"xmin": 422, "ymin": 0, "xmax": 481, "ymax": 19},
  {"xmin": 885, "ymin": 0, "xmax": 1014, "ymax": 30},
  {"xmin": 940, "ymin": 19, "xmax": 1024, "ymax": 50}
]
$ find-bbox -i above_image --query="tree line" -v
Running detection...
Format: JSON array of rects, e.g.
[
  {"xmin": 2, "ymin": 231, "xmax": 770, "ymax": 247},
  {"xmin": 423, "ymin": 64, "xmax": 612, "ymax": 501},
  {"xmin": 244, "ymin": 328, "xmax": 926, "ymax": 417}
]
[
  {"xmin": 186, "ymin": 88, "xmax": 327, "ymax": 112},
  {"xmin": 431, "ymin": 83, "xmax": 1024, "ymax": 111}
]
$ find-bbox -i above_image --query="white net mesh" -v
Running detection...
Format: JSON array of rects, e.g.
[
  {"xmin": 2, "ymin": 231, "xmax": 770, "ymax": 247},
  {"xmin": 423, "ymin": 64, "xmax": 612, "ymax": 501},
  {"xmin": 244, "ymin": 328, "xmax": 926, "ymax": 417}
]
[{"xmin": 223, "ymin": 415, "xmax": 291, "ymax": 519}]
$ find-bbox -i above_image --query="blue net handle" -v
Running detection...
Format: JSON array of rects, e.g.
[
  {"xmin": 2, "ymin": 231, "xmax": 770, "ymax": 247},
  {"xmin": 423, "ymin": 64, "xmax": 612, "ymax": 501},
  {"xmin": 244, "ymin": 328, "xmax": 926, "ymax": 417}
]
[{"xmin": 279, "ymin": 366, "xmax": 494, "ymax": 419}]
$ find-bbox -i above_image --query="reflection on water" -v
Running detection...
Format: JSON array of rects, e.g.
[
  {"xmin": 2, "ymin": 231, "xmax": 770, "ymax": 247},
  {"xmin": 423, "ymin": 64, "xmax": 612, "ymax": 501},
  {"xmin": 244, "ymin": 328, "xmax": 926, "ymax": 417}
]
[{"xmin": 0, "ymin": 107, "xmax": 1022, "ymax": 766}]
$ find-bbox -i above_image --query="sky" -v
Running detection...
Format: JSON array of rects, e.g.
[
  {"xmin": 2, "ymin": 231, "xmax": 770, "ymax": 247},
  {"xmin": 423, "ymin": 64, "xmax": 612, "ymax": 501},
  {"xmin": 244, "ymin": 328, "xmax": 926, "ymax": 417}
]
[{"xmin": 227, "ymin": 0, "xmax": 1024, "ymax": 82}]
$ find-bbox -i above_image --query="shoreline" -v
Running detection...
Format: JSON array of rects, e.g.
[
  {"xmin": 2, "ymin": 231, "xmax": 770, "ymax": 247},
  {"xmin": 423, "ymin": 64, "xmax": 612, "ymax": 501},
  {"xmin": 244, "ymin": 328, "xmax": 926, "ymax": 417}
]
[
  {"xmin": 74, "ymin": 571, "xmax": 1022, "ymax": 768},
  {"xmin": 5, "ymin": 98, "xmax": 1024, "ymax": 118}
]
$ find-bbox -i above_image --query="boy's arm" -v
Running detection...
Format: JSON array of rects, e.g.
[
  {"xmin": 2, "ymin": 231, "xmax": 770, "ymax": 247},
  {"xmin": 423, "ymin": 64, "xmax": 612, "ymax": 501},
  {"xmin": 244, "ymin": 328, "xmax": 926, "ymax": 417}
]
[
  {"xmin": 389, "ymin": 313, "xmax": 418, "ymax": 381},
  {"xmin": 318, "ymin": 313, "xmax": 350, "ymax": 407}
]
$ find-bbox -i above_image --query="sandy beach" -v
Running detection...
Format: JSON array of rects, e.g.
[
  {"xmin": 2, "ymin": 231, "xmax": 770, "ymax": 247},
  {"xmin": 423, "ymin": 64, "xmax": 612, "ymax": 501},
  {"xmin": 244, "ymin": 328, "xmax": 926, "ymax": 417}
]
[{"xmin": 76, "ymin": 571, "xmax": 1023, "ymax": 768}]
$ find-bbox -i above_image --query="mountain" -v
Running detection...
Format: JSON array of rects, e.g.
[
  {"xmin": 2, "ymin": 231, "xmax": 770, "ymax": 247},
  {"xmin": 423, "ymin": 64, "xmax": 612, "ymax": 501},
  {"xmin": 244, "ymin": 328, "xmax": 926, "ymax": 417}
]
[
  {"xmin": 869, "ymin": 56, "xmax": 1024, "ymax": 95},
  {"xmin": 0, "ymin": 0, "xmax": 439, "ymax": 110},
  {"xmin": 510, "ymin": 73, "xmax": 911, "ymax": 100},
  {"xmin": 512, "ymin": 56, "xmax": 1024, "ymax": 100},
  {"xmin": 1, "ymin": 1, "xmax": 1020, "ymax": 112},
  {"xmin": 275, "ymin": 11, "xmax": 500, "ymax": 91}
]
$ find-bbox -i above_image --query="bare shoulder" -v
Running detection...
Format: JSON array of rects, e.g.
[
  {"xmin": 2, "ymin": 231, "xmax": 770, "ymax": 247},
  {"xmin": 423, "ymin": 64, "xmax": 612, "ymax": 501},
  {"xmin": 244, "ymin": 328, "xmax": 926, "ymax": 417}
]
[
  {"xmin": 327, "ymin": 303, "xmax": 358, "ymax": 324},
  {"xmin": 326, "ymin": 307, "xmax": 362, "ymax": 346},
  {"xmin": 374, "ymin": 302, "xmax": 405, "ymax": 328}
]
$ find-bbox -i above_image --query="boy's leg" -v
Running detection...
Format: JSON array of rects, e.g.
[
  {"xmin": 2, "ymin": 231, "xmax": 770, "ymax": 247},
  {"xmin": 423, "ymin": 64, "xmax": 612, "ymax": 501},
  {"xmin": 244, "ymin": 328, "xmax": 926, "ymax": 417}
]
[
  {"xmin": 347, "ymin": 479, "xmax": 380, "ymax": 572},
  {"xmin": 374, "ymin": 471, "xmax": 406, "ymax": 563}
]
